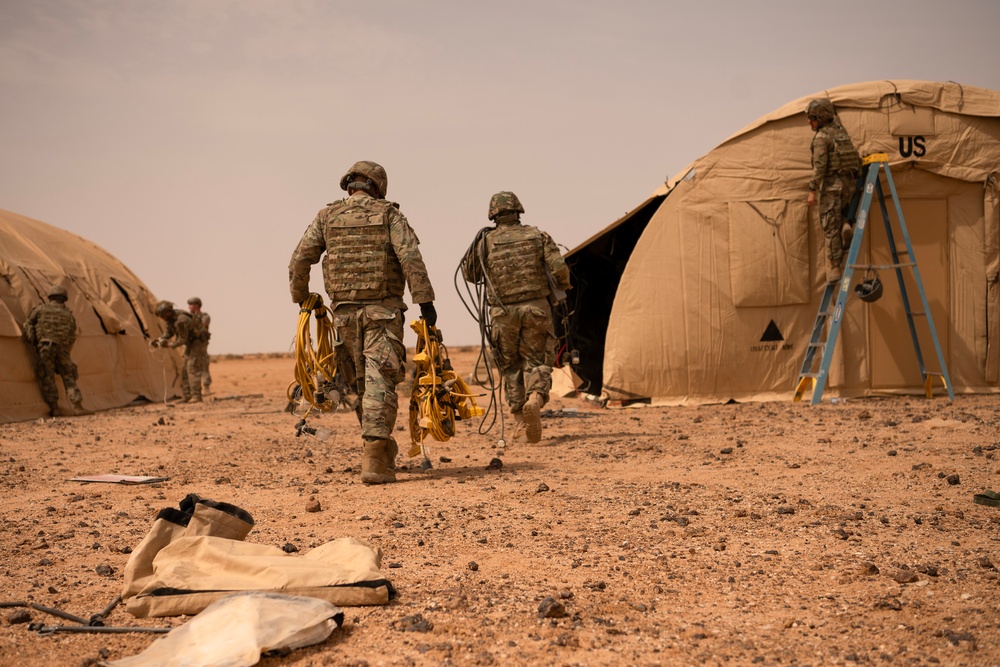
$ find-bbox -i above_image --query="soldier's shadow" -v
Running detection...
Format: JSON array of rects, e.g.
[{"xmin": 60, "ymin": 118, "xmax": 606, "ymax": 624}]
[{"xmin": 394, "ymin": 457, "xmax": 547, "ymax": 483}]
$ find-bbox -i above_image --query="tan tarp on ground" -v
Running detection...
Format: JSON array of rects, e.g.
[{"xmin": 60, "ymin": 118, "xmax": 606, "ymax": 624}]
[
  {"xmin": 126, "ymin": 536, "xmax": 393, "ymax": 618},
  {"xmin": 600, "ymin": 80, "xmax": 1000, "ymax": 404},
  {"xmin": 0, "ymin": 208, "xmax": 180, "ymax": 422}
]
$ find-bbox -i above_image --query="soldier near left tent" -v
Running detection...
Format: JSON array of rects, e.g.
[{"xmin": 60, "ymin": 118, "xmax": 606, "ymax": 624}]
[
  {"xmin": 22, "ymin": 285, "xmax": 89, "ymax": 416},
  {"xmin": 153, "ymin": 300, "xmax": 208, "ymax": 403},
  {"xmin": 187, "ymin": 297, "xmax": 212, "ymax": 394}
]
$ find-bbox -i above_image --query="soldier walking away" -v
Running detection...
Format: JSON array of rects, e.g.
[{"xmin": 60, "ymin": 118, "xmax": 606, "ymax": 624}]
[
  {"xmin": 23, "ymin": 285, "xmax": 90, "ymax": 416},
  {"xmin": 461, "ymin": 191, "xmax": 571, "ymax": 444},
  {"xmin": 806, "ymin": 97, "xmax": 862, "ymax": 284},
  {"xmin": 187, "ymin": 297, "xmax": 212, "ymax": 394},
  {"xmin": 152, "ymin": 300, "xmax": 207, "ymax": 403},
  {"xmin": 288, "ymin": 160, "xmax": 437, "ymax": 485}
]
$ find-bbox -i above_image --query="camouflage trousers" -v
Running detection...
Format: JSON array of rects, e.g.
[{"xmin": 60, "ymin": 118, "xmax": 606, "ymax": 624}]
[
  {"xmin": 182, "ymin": 340, "xmax": 208, "ymax": 400},
  {"xmin": 34, "ymin": 341, "xmax": 82, "ymax": 406},
  {"xmin": 819, "ymin": 175, "xmax": 856, "ymax": 266},
  {"xmin": 189, "ymin": 346, "xmax": 211, "ymax": 390},
  {"xmin": 333, "ymin": 304, "xmax": 406, "ymax": 440},
  {"xmin": 490, "ymin": 297, "xmax": 556, "ymax": 413}
]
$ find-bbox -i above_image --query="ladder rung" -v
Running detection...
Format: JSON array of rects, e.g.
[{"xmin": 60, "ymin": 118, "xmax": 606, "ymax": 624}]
[
  {"xmin": 797, "ymin": 373, "xmax": 820, "ymax": 379},
  {"xmin": 807, "ymin": 342, "xmax": 825, "ymax": 350},
  {"xmin": 848, "ymin": 262, "xmax": 915, "ymax": 270}
]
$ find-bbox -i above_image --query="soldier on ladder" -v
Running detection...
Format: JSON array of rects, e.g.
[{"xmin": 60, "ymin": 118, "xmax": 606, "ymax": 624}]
[
  {"xmin": 793, "ymin": 147, "xmax": 955, "ymax": 405},
  {"xmin": 806, "ymin": 98, "xmax": 862, "ymax": 284}
]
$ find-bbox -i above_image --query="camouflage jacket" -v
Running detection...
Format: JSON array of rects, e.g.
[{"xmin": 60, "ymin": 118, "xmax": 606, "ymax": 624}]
[
  {"xmin": 461, "ymin": 219, "xmax": 571, "ymax": 307},
  {"xmin": 159, "ymin": 310, "xmax": 202, "ymax": 349},
  {"xmin": 24, "ymin": 301, "xmax": 77, "ymax": 348},
  {"xmin": 810, "ymin": 121, "xmax": 862, "ymax": 191},
  {"xmin": 289, "ymin": 192, "xmax": 435, "ymax": 310},
  {"xmin": 193, "ymin": 312, "xmax": 211, "ymax": 342}
]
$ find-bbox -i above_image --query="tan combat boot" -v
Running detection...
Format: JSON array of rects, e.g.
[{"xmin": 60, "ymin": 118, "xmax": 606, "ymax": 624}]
[
  {"xmin": 361, "ymin": 438, "xmax": 396, "ymax": 485},
  {"xmin": 385, "ymin": 436, "xmax": 399, "ymax": 473},
  {"xmin": 841, "ymin": 221, "xmax": 854, "ymax": 250},
  {"xmin": 522, "ymin": 393, "xmax": 544, "ymax": 444},
  {"xmin": 72, "ymin": 399, "xmax": 94, "ymax": 416},
  {"xmin": 510, "ymin": 410, "xmax": 527, "ymax": 443},
  {"xmin": 826, "ymin": 256, "xmax": 843, "ymax": 284}
]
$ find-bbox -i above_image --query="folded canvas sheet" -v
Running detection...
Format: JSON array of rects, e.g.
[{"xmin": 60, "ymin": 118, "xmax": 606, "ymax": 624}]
[{"xmin": 127, "ymin": 535, "xmax": 394, "ymax": 618}]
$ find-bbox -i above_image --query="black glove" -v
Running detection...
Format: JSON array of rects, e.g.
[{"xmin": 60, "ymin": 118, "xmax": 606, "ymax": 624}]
[{"xmin": 419, "ymin": 302, "xmax": 437, "ymax": 327}]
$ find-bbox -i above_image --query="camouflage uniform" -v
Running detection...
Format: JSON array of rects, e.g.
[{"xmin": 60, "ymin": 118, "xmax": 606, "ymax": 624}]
[
  {"xmin": 188, "ymin": 301, "xmax": 212, "ymax": 393},
  {"xmin": 156, "ymin": 307, "xmax": 207, "ymax": 402},
  {"xmin": 461, "ymin": 193, "xmax": 571, "ymax": 423},
  {"xmin": 288, "ymin": 191, "xmax": 435, "ymax": 442},
  {"xmin": 809, "ymin": 99, "xmax": 862, "ymax": 273},
  {"xmin": 23, "ymin": 293, "xmax": 84, "ymax": 415}
]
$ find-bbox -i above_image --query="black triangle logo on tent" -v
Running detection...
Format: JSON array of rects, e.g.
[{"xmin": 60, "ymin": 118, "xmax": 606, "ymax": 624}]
[{"xmin": 760, "ymin": 320, "xmax": 784, "ymax": 342}]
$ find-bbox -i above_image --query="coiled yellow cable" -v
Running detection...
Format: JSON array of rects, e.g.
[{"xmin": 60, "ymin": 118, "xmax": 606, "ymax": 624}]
[
  {"xmin": 287, "ymin": 293, "xmax": 338, "ymax": 414},
  {"xmin": 407, "ymin": 318, "xmax": 484, "ymax": 457}
]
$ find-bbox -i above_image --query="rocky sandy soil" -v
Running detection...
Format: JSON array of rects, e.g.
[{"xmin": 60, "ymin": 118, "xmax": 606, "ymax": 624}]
[{"xmin": 1, "ymin": 350, "xmax": 999, "ymax": 667}]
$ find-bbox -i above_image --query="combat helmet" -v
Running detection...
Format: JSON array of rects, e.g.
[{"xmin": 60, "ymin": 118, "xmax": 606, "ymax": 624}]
[
  {"xmin": 854, "ymin": 270, "xmax": 884, "ymax": 303},
  {"xmin": 47, "ymin": 285, "xmax": 68, "ymax": 301},
  {"xmin": 488, "ymin": 191, "xmax": 525, "ymax": 221},
  {"xmin": 187, "ymin": 296, "xmax": 202, "ymax": 306},
  {"xmin": 154, "ymin": 300, "xmax": 175, "ymax": 317},
  {"xmin": 807, "ymin": 98, "xmax": 836, "ymax": 124},
  {"xmin": 340, "ymin": 161, "xmax": 388, "ymax": 198}
]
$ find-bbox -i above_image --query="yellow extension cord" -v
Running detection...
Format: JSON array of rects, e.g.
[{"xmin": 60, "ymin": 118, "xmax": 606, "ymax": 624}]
[
  {"xmin": 287, "ymin": 293, "xmax": 339, "ymax": 415},
  {"xmin": 289, "ymin": 295, "xmax": 482, "ymax": 453},
  {"xmin": 407, "ymin": 318, "xmax": 484, "ymax": 457}
]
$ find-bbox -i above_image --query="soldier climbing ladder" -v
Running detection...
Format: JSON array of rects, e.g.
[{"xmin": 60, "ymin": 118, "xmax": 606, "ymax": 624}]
[{"xmin": 793, "ymin": 153, "xmax": 955, "ymax": 405}]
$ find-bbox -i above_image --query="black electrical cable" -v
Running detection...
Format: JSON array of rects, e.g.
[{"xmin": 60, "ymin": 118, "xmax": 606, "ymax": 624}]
[{"xmin": 453, "ymin": 227, "xmax": 507, "ymax": 442}]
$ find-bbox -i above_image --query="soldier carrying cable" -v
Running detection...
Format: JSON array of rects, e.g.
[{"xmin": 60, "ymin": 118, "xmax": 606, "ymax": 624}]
[
  {"xmin": 288, "ymin": 160, "xmax": 437, "ymax": 485},
  {"xmin": 460, "ymin": 191, "xmax": 571, "ymax": 444}
]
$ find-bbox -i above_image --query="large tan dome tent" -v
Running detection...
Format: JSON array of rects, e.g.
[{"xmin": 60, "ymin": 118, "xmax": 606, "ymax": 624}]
[
  {"xmin": 0, "ymin": 209, "xmax": 181, "ymax": 422},
  {"xmin": 565, "ymin": 80, "xmax": 1000, "ymax": 405}
]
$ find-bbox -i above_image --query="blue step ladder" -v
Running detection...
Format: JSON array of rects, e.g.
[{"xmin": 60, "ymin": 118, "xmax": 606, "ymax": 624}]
[{"xmin": 793, "ymin": 153, "xmax": 955, "ymax": 404}]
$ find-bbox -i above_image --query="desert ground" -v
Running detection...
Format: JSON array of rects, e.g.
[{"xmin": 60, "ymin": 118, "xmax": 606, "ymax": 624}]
[{"xmin": 1, "ymin": 349, "xmax": 999, "ymax": 667}]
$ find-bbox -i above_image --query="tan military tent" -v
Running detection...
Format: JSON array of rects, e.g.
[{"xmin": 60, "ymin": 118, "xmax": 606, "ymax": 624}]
[
  {"xmin": 0, "ymin": 208, "xmax": 180, "ymax": 422},
  {"xmin": 566, "ymin": 80, "xmax": 1000, "ymax": 404}
]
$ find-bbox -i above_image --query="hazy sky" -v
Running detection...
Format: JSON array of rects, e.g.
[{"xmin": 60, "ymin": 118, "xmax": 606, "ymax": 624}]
[{"xmin": 2, "ymin": 0, "xmax": 998, "ymax": 354}]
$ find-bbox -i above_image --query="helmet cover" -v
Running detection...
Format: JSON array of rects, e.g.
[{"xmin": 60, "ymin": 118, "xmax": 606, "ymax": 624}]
[
  {"xmin": 488, "ymin": 191, "xmax": 525, "ymax": 221},
  {"xmin": 807, "ymin": 98, "xmax": 836, "ymax": 123},
  {"xmin": 47, "ymin": 285, "xmax": 68, "ymax": 300},
  {"xmin": 339, "ymin": 160, "xmax": 388, "ymax": 198}
]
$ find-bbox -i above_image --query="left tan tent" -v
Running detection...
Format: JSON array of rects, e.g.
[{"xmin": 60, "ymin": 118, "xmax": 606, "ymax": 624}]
[{"xmin": 0, "ymin": 208, "xmax": 180, "ymax": 422}]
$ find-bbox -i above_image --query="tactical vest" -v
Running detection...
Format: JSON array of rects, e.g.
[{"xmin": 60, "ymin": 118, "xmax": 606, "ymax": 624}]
[
  {"xmin": 321, "ymin": 199, "xmax": 406, "ymax": 303},
  {"xmin": 190, "ymin": 313, "xmax": 210, "ymax": 342},
  {"xmin": 175, "ymin": 311, "xmax": 199, "ymax": 346},
  {"xmin": 485, "ymin": 225, "xmax": 549, "ymax": 305},
  {"xmin": 32, "ymin": 303, "xmax": 75, "ymax": 346},
  {"xmin": 824, "ymin": 123, "xmax": 862, "ymax": 176}
]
